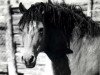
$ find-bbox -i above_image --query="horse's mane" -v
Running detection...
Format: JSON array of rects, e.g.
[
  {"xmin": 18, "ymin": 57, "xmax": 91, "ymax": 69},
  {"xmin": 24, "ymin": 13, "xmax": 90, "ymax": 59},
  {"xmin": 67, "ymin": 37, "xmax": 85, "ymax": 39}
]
[{"xmin": 19, "ymin": 2, "xmax": 100, "ymax": 38}]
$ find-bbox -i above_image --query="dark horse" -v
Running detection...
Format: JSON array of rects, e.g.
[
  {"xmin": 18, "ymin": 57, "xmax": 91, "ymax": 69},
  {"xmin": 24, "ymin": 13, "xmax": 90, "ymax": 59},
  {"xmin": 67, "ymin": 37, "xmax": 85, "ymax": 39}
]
[{"xmin": 19, "ymin": 2, "xmax": 100, "ymax": 75}]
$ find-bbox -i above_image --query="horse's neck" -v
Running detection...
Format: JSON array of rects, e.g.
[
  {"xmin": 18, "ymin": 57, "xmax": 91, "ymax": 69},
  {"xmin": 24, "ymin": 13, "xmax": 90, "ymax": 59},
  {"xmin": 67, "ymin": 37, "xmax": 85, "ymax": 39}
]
[
  {"xmin": 47, "ymin": 54, "xmax": 71, "ymax": 75},
  {"xmin": 53, "ymin": 57, "xmax": 71, "ymax": 75}
]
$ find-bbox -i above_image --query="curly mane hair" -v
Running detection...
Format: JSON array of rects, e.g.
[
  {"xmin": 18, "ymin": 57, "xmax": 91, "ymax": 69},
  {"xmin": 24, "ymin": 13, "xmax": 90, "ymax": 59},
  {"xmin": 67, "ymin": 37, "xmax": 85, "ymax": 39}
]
[{"xmin": 19, "ymin": 2, "xmax": 100, "ymax": 38}]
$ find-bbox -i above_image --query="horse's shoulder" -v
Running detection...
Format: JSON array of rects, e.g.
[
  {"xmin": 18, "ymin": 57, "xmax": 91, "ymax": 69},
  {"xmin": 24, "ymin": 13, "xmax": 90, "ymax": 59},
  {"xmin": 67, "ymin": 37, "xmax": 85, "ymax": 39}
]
[{"xmin": 69, "ymin": 36, "xmax": 100, "ymax": 75}]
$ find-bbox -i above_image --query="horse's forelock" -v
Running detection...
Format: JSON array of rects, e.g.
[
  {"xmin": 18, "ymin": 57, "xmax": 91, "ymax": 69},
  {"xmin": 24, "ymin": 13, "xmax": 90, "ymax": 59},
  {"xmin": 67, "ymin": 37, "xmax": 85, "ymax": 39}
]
[{"xmin": 19, "ymin": 3, "xmax": 46, "ymax": 31}]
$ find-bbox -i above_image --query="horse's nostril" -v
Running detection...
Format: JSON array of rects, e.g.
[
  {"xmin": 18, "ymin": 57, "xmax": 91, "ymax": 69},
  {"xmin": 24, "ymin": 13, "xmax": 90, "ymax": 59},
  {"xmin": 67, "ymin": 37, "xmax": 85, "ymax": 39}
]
[{"xmin": 29, "ymin": 56, "xmax": 35, "ymax": 63}]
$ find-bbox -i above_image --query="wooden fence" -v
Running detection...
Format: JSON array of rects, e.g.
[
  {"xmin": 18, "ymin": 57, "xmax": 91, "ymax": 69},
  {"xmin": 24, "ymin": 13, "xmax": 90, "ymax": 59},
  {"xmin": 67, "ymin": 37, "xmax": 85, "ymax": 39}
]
[{"xmin": 5, "ymin": 0, "xmax": 18, "ymax": 75}]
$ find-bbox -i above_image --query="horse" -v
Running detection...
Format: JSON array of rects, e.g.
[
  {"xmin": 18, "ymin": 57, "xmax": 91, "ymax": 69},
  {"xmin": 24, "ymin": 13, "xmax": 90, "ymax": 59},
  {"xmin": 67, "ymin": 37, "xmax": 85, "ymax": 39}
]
[{"xmin": 18, "ymin": 2, "xmax": 100, "ymax": 75}]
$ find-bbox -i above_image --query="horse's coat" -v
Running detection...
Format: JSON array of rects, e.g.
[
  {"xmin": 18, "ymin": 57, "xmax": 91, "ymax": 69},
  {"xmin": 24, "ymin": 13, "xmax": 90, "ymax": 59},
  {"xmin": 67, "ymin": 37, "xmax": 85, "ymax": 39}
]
[{"xmin": 19, "ymin": 2, "xmax": 100, "ymax": 75}]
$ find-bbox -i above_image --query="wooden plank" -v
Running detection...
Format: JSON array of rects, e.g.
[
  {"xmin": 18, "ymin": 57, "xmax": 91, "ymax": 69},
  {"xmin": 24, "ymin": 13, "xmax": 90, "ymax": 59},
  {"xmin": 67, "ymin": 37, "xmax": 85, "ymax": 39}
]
[
  {"xmin": 87, "ymin": 0, "xmax": 94, "ymax": 17},
  {"xmin": 12, "ymin": 14, "xmax": 22, "ymax": 26},
  {"xmin": 5, "ymin": 0, "xmax": 18, "ymax": 75},
  {"xmin": 13, "ymin": 25, "xmax": 20, "ymax": 34},
  {"xmin": 14, "ymin": 34, "xmax": 23, "ymax": 46}
]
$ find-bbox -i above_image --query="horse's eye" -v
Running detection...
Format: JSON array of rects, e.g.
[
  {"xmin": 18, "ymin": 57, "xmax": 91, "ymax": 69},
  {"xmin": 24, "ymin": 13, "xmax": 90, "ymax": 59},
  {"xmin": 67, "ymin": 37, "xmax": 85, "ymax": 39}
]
[
  {"xmin": 39, "ymin": 28, "xmax": 43, "ymax": 34},
  {"xmin": 39, "ymin": 28, "xmax": 43, "ymax": 32}
]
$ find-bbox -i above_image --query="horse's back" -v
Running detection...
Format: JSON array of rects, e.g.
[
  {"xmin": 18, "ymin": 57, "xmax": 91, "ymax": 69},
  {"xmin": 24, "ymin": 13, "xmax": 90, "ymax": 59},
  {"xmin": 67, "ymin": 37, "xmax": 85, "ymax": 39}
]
[{"xmin": 68, "ymin": 36, "xmax": 100, "ymax": 75}]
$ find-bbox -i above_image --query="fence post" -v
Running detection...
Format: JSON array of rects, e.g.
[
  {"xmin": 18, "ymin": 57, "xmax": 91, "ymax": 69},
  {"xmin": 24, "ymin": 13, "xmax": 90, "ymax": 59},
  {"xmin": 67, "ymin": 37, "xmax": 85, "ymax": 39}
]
[
  {"xmin": 6, "ymin": 0, "xmax": 18, "ymax": 75},
  {"xmin": 87, "ymin": 0, "xmax": 93, "ymax": 17}
]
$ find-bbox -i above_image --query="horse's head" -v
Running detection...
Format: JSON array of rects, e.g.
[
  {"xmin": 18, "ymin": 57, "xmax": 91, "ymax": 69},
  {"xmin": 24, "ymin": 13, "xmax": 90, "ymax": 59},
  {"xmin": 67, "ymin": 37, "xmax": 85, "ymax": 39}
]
[
  {"xmin": 19, "ymin": 3, "xmax": 44, "ymax": 68},
  {"xmin": 19, "ymin": 2, "xmax": 74, "ymax": 68}
]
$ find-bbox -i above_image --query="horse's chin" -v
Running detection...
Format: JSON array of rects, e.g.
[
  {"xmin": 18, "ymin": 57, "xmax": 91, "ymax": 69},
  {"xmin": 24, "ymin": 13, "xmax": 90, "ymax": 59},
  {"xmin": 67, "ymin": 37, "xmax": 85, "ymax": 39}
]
[{"xmin": 25, "ymin": 61, "xmax": 36, "ymax": 68}]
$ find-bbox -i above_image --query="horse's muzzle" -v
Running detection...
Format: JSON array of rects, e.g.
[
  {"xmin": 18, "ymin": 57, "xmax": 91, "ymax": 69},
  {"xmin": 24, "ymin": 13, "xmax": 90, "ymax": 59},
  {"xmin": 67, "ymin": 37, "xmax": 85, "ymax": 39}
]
[{"xmin": 22, "ymin": 56, "xmax": 36, "ymax": 68}]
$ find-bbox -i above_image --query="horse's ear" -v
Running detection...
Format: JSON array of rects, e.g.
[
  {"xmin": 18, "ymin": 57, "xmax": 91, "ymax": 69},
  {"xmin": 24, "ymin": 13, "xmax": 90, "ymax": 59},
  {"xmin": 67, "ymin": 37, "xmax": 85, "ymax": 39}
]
[{"xmin": 19, "ymin": 3, "xmax": 27, "ymax": 14}]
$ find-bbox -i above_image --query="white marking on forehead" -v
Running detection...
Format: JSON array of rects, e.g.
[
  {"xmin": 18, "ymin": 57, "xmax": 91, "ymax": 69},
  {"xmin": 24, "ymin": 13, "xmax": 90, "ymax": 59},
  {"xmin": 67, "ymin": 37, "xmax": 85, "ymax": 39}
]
[
  {"xmin": 29, "ymin": 21, "xmax": 43, "ymax": 33},
  {"xmin": 28, "ymin": 21, "xmax": 36, "ymax": 33},
  {"xmin": 29, "ymin": 21, "xmax": 36, "ymax": 31}
]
